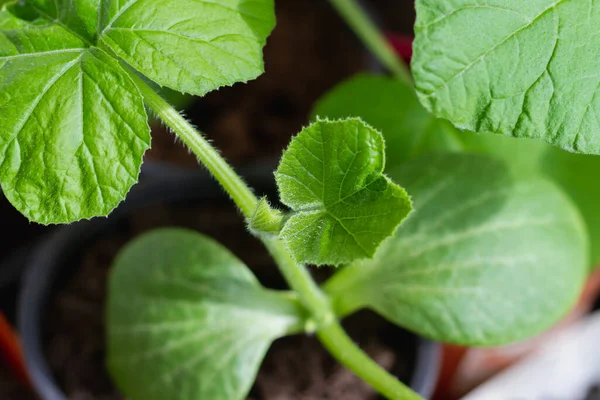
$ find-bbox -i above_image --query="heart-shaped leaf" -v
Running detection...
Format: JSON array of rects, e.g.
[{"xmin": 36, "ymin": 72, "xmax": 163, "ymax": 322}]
[
  {"xmin": 108, "ymin": 229, "xmax": 306, "ymax": 400},
  {"xmin": 98, "ymin": 0, "xmax": 275, "ymax": 96},
  {"xmin": 275, "ymin": 118, "xmax": 412, "ymax": 266},
  {"xmin": 412, "ymin": 0, "xmax": 600, "ymax": 155},
  {"xmin": 325, "ymin": 154, "xmax": 588, "ymax": 345},
  {"xmin": 0, "ymin": 12, "xmax": 149, "ymax": 224}
]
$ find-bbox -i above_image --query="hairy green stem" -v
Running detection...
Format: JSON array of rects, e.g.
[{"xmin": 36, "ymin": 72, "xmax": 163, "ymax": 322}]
[
  {"xmin": 129, "ymin": 73, "xmax": 259, "ymax": 219},
  {"xmin": 133, "ymin": 75, "xmax": 420, "ymax": 400},
  {"xmin": 328, "ymin": 0, "xmax": 412, "ymax": 84}
]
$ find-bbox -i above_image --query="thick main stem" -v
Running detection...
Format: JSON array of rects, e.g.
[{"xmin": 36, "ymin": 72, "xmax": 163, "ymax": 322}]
[
  {"xmin": 134, "ymin": 75, "xmax": 421, "ymax": 400},
  {"xmin": 328, "ymin": 0, "xmax": 412, "ymax": 85}
]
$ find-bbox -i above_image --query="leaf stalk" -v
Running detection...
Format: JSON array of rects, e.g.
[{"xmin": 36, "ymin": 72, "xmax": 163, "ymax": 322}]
[{"xmin": 328, "ymin": 0, "xmax": 413, "ymax": 85}]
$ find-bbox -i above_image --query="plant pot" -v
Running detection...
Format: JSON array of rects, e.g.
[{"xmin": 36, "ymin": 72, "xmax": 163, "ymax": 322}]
[{"xmin": 18, "ymin": 167, "xmax": 441, "ymax": 400}]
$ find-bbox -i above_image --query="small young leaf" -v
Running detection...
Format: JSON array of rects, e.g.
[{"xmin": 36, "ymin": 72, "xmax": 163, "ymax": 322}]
[
  {"xmin": 275, "ymin": 118, "xmax": 412, "ymax": 266},
  {"xmin": 312, "ymin": 74, "xmax": 463, "ymax": 169},
  {"xmin": 98, "ymin": 0, "xmax": 275, "ymax": 96},
  {"xmin": 412, "ymin": 0, "xmax": 600, "ymax": 154},
  {"xmin": 325, "ymin": 154, "xmax": 588, "ymax": 345},
  {"xmin": 0, "ymin": 16, "xmax": 150, "ymax": 224},
  {"xmin": 108, "ymin": 229, "xmax": 306, "ymax": 400}
]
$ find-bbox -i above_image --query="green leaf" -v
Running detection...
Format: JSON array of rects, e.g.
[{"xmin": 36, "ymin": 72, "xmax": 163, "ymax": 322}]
[
  {"xmin": 25, "ymin": 0, "xmax": 100, "ymax": 41},
  {"xmin": 312, "ymin": 74, "xmax": 464, "ymax": 170},
  {"xmin": 0, "ymin": 15, "xmax": 150, "ymax": 224},
  {"xmin": 0, "ymin": 9, "xmax": 86, "ymax": 51},
  {"xmin": 539, "ymin": 149, "xmax": 600, "ymax": 268},
  {"xmin": 0, "ymin": 8, "xmax": 24, "ymax": 28},
  {"xmin": 275, "ymin": 118, "xmax": 412, "ymax": 266},
  {"xmin": 325, "ymin": 154, "xmax": 588, "ymax": 345},
  {"xmin": 412, "ymin": 0, "xmax": 600, "ymax": 154},
  {"xmin": 98, "ymin": 0, "xmax": 275, "ymax": 96},
  {"xmin": 108, "ymin": 228, "xmax": 306, "ymax": 400},
  {"xmin": 0, "ymin": 2, "xmax": 40, "ymax": 25},
  {"xmin": 459, "ymin": 130, "xmax": 600, "ymax": 268},
  {"xmin": 70, "ymin": 0, "xmax": 101, "ymax": 38}
]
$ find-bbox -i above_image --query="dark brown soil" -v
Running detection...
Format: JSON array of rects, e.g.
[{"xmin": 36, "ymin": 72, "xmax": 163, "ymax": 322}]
[{"xmin": 43, "ymin": 200, "xmax": 418, "ymax": 400}]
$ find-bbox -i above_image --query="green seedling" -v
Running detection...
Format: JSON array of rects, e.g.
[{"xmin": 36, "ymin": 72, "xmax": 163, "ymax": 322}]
[{"xmin": 0, "ymin": 0, "xmax": 593, "ymax": 399}]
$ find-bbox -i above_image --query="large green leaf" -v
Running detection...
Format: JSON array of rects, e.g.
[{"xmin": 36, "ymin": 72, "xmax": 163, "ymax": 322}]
[
  {"xmin": 325, "ymin": 154, "xmax": 588, "ymax": 345},
  {"xmin": 0, "ymin": 15, "xmax": 149, "ymax": 224},
  {"xmin": 275, "ymin": 118, "xmax": 412, "ymax": 266},
  {"xmin": 412, "ymin": 0, "xmax": 600, "ymax": 154},
  {"xmin": 312, "ymin": 74, "xmax": 464, "ymax": 169},
  {"xmin": 98, "ymin": 0, "xmax": 275, "ymax": 96},
  {"xmin": 108, "ymin": 229, "xmax": 306, "ymax": 400}
]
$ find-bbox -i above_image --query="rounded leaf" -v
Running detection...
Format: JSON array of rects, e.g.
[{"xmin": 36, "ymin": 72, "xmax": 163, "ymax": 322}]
[
  {"xmin": 108, "ymin": 229, "xmax": 306, "ymax": 400},
  {"xmin": 326, "ymin": 154, "xmax": 588, "ymax": 345}
]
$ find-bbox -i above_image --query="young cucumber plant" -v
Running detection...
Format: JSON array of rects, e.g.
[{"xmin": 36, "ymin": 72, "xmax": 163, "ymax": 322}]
[{"xmin": 0, "ymin": 0, "xmax": 591, "ymax": 399}]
